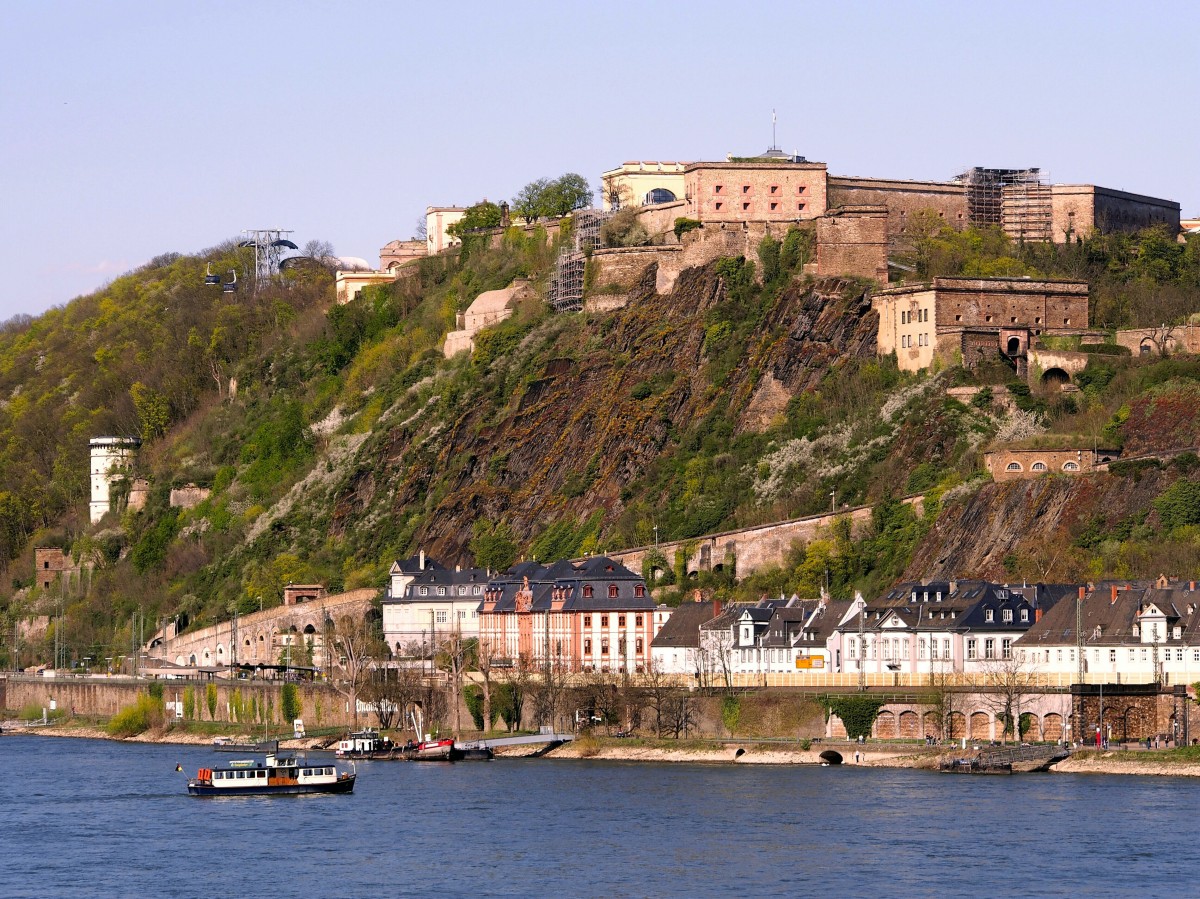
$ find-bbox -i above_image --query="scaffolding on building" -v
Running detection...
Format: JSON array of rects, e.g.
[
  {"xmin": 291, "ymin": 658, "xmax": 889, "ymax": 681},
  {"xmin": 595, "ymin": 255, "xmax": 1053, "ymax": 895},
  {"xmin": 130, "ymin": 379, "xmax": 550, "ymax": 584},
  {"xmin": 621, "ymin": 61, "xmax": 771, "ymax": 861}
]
[
  {"xmin": 957, "ymin": 168, "xmax": 1052, "ymax": 242},
  {"xmin": 548, "ymin": 209, "xmax": 611, "ymax": 312}
]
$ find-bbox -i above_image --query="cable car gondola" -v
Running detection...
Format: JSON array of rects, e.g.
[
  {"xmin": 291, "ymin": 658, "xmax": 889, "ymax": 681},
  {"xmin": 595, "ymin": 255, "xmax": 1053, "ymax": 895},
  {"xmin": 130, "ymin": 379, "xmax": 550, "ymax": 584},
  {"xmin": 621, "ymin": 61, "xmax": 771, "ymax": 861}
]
[
  {"xmin": 204, "ymin": 262, "xmax": 222, "ymax": 286},
  {"xmin": 222, "ymin": 270, "xmax": 237, "ymax": 293}
]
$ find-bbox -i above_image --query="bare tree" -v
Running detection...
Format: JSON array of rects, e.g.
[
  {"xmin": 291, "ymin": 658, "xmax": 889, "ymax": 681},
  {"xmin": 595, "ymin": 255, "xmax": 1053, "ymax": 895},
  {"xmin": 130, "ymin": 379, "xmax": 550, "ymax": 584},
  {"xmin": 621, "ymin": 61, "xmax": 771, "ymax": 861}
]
[
  {"xmin": 438, "ymin": 628, "xmax": 472, "ymax": 737},
  {"xmin": 637, "ymin": 661, "xmax": 684, "ymax": 738},
  {"xmin": 329, "ymin": 613, "xmax": 383, "ymax": 728},
  {"xmin": 360, "ymin": 665, "xmax": 422, "ymax": 731},
  {"xmin": 978, "ymin": 651, "xmax": 1038, "ymax": 744},
  {"xmin": 475, "ymin": 637, "xmax": 499, "ymax": 733},
  {"xmin": 412, "ymin": 217, "xmax": 428, "ymax": 241},
  {"xmin": 524, "ymin": 653, "xmax": 569, "ymax": 732}
]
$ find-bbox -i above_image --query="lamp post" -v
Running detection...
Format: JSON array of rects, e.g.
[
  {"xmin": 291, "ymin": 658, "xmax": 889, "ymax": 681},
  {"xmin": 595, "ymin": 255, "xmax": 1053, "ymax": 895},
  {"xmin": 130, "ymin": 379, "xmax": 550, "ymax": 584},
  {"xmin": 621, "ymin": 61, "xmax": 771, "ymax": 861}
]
[{"xmin": 830, "ymin": 490, "xmax": 836, "ymax": 515}]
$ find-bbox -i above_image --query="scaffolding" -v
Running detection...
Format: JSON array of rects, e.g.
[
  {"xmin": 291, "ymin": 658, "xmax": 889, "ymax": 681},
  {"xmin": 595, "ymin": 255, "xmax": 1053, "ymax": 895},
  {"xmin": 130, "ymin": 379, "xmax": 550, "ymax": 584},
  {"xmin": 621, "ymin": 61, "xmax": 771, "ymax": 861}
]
[
  {"xmin": 547, "ymin": 209, "xmax": 611, "ymax": 312},
  {"xmin": 957, "ymin": 167, "xmax": 1052, "ymax": 242}
]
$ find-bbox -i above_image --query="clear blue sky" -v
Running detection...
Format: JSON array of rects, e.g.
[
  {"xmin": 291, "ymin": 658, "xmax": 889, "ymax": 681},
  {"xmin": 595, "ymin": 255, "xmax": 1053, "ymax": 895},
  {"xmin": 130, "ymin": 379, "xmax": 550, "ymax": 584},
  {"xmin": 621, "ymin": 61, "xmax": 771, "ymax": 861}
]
[{"xmin": 1, "ymin": 0, "xmax": 1196, "ymax": 321}]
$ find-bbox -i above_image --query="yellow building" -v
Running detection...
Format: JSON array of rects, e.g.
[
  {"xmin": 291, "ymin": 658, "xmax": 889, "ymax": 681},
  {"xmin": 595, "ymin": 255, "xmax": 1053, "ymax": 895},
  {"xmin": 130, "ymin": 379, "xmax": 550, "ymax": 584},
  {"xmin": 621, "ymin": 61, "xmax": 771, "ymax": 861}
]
[
  {"xmin": 426, "ymin": 206, "xmax": 466, "ymax": 255},
  {"xmin": 600, "ymin": 161, "xmax": 688, "ymax": 211}
]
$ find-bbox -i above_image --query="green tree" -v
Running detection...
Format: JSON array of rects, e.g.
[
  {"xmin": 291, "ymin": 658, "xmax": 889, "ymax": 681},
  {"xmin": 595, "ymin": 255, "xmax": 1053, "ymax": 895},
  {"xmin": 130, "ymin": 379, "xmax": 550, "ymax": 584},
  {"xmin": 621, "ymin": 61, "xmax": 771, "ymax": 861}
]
[
  {"xmin": 447, "ymin": 201, "xmax": 503, "ymax": 238},
  {"xmin": 206, "ymin": 682, "xmax": 218, "ymax": 720},
  {"xmin": 512, "ymin": 178, "xmax": 552, "ymax": 223},
  {"xmin": 130, "ymin": 381, "xmax": 171, "ymax": 440},
  {"xmin": 281, "ymin": 683, "xmax": 301, "ymax": 724},
  {"xmin": 543, "ymin": 174, "xmax": 593, "ymax": 217}
]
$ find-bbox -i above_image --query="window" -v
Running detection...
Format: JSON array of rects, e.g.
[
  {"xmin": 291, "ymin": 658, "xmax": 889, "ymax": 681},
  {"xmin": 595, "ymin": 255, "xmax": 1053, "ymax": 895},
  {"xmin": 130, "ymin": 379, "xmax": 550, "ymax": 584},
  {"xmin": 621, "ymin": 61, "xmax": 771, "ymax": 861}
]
[
  {"xmin": 608, "ymin": 585, "xmax": 619, "ymax": 599},
  {"xmin": 634, "ymin": 585, "xmax": 645, "ymax": 598},
  {"xmin": 967, "ymin": 639, "xmax": 977, "ymax": 660},
  {"xmin": 770, "ymin": 202, "xmax": 778, "ymax": 211},
  {"xmin": 583, "ymin": 585, "xmax": 594, "ymax": 599},
  {"xmin": 797, "ymin": 186, "xmax": 806, "ymax": 194},
  {"xmin": 1110, "ymin": 649, "xmax": 1117, "ymax": 663},
  {"xmin": 458, "ymin": 586, "xmax": 467, "ymax": 595},
  {"xmin": 918, "ymin": 639, "xmax": 926, "ymax": 660},
  {"xmin": 635, "ymin": 615, "xmax": 643, "ymax": 626},
  {"xmin": 437, "ymin": 586, "xmax": 446, "ymax": 596},
  {"xmin": 985, "ymin": 609, "xmax": 995, "ymax": 622},
  {"xmin": 1002, "ymin": 609, "xmax": 1013, "ymax": 623},
  {"xmin": 584, "ymin": 639, "xmax": 592, "ymax": 654},
  {"xmin": 601, "ymin": 615, "xmax": 609, "ymax": 627},
  {"xmin": 797, "ymin": 203, "xmax": 805, "ymax": 211},
  {"xmin": 1006, "ymin": 462, "xmax": 1022, "ymax": 472},
  {"xmin": 985, "ymin": 639, "xmax": 995, "ymax": 659},
  {"xmin": 458, "ymin": 610, "xmax": 466, "ymax": 620},
  {"xmin": 474, "ymin": 585, "xmax": 482, "ymax": 594},
  {"xmin": 636, "ymin": 638, "xmax": 643, "ymax": 653},
  {"xmin": 618, "ymin": 615, "xmax": 626, "ymax": 627},
  {"xmin": 930, "ymin": 640, "xmax": 939, "ymax": 660},
  {"xmin": 715, "ymin": 202, "xmax": 723, "ymax": 211},
  {"xmin": 436, "ymin": 611, "xmax": 447, "ymax": 624},
  {"xmin": 902, "ymin": 641, "xmax": 910, "ymax": 660},
  {"xmin": 583, "ymin": 615, "xmax": 592, "ymax": 627},
  {"xmin": 714, "ymin": 185, "xmax": 723, "ymax": 194},
  {"xmin": 601, "ymin": 639, "xmax": 610, "ymax": 654},
  {"xmin": 420, "ymin": 586, "xmax": 428, "ymax": 596},
  {"xmin": 1002, "ymin": 638, "xmax": 1012, "ymax": 659},
  {"xmin": 770, "ymin": 185, "xmax": 779, "ymax": 194},
  {"xmin": 848, "ymin": 639, "xmax": 857, "ymax": 660},
  {"xmin": 1063, "ymin": 461, "xmax": 1079, "ymax": 471},
  {"xmin": 1031, "ymin": 462, "xmax": 1047, "ymax": 472},
  {"xmin": 1021, "ymin": 609, "xmax": 1029, "ymax": 622},
  {"xmin": 742, "ymin": 185, "xmax": 750, "ymax": 194},
  {"xmin": 742, "ymin": 202, "xmax": 750, "ymax": 211}
]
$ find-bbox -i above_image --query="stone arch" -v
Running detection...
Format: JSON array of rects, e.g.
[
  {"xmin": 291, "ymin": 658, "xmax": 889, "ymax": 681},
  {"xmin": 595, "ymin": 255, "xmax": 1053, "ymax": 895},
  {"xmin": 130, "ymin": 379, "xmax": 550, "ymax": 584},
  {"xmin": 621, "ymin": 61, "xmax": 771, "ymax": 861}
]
[
  {"xmin": 1043, "ymin": 712, "xmax": 1063, "ymax": 742},
  {"xmin": 201, "ymin": 649, "xmax": 211, "ymax": 664},
  {"xmin": 1062, "ymin": 461, "xmax": 1080, "ymax": 472},
  {"xmin": 1006, "ymin": 461, "xmax": 1023, "ymax": 472},
  {"xmin": 923, "ymin": 710, "xmax": 941, "ymax": 738},
  {"xmin": 1139, "ymin": 338, "xmax": 1155, "ymax": 356},
  {"xmin": 1021, "ymin": 712, "xmax": 1041, "ymax": 741},
  {"xmin": 948, "ymin": 711, "xmax": 966, "ymax": 738},
  {"xmin": 175, "ymin": 655, "xmax": 187, "ymax": 666},
  {"xmin": 969, "ymin": 711, "xmax": 990, "ymax": 740},
  {"xmin": 303, "ymin": 623, "xmax": 317, "ymax": 634},
  {"xmin": 1007, "ymin": 336, "xmax": 1022, "ymax": 355},
  {"xmin": 1041, "ymin": 367, "xmax": 1070, "ymax": 389},
  {"xmin": 898, "ymin": 710, "xmax": 919, "ymax": 739},
  {"xmin": 875, "ymin": 710, "xmax": 896, "ymax": 739}
]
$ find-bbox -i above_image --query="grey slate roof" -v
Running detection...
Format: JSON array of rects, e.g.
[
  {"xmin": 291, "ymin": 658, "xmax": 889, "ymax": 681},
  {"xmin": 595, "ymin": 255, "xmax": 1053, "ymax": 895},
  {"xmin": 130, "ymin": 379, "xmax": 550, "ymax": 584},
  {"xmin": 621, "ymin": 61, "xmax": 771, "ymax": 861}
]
[
  {"xmin": 651, "ymin": 601, "xmax": 717, "ymax": 649},
  {"xmin": 483, "ymin": 556, "xmax": 653, "ymax": 614}
]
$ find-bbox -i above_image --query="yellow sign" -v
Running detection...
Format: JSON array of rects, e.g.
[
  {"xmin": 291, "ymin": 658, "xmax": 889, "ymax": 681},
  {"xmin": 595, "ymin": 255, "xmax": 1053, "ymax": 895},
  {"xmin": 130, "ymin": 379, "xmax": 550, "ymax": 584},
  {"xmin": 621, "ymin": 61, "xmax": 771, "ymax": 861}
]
[{"xmin": 795, "ymin": 656, "xmax": 825, "ymax": 669}]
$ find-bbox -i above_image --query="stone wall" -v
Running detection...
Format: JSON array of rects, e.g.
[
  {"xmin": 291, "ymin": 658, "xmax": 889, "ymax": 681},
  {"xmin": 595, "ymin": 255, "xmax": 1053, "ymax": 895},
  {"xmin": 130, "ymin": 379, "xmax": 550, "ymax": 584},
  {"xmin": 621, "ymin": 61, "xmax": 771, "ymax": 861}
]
[
  {"xmin": 3, "ymin": 675, "xmax": 357, "ymax": 728},
  {"xmin": 1115, "ymin": 324, "xmax": 1200, "ymax": 357},
  {"xmin": 827, "ymin": 175, "xmax": 967, "ymax": 243},
  {"xmin": 1051, "ymin": 184, "xmax": 1180, "ymax": 241},
  {"xmin": 684, "ymin": 161, "xmax": 828, "ymax": 225},
  {"xmin": 169, "ymin": 484, "xmax": 210, "ymax": 510},
  {"xmin": 634, "ymin": 200, "xmax": 688, "ymax": 238},
  {"xmin": 816, "ymin": 206, "xmax": 887, "ymax": 282},
  {"xmin": 984, "ymin": 449, "xmax": 1096, "ymax": 481}
]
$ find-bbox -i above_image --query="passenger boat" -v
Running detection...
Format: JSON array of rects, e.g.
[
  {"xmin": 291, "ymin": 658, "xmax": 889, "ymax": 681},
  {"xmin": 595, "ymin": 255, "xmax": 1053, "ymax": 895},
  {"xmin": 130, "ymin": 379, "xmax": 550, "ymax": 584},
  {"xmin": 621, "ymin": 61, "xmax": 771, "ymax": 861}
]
[{"xmin": 187, "ymin": 753, "xmax": 356, "ymax": 796}]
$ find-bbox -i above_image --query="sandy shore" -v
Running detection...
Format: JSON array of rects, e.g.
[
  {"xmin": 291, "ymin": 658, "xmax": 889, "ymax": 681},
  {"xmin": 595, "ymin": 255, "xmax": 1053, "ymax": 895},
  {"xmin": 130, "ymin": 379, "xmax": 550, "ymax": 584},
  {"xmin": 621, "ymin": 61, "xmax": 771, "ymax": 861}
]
[
  {"xmin": 1051, "ymin": 754, "xmax": 1200, "ymax": 777},
  {"xmin": 0, "ymin": 721, "xmax": 316, "ymax": 750}
]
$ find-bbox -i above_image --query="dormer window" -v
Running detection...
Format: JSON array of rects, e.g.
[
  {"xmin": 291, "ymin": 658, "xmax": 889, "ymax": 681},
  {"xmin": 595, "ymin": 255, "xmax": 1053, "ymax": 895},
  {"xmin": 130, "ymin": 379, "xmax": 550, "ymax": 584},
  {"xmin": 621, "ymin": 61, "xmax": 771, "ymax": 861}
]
[
  {"xmin": 635, "ymin": 585, "xmax": 645, "ymax": 598},
  {"xmin": 608, "ymin": 584, "xmax": 619, "ymax": 599},
  {"xmin": 1021, "ymin": 609, "xmax": 1029, "ymax": 622},
  {"xmin": 1132, "ymin": 624, "xmax": 1140, "ymax": 637},
  {"xmin": 935, "ymin": 591, "xmax": 942, "ymax": 602},
  {"xmin": 1174, "ymin": 626, "xmax": 1182, "ymax": 639},
  {"xmin": 1002, "ymin": 609, "xmax": 1013, "ymax": 623},
  {"xmin": 985, "ymin": 609, "xmax": 995, "ymax": 622},
  {"xmin": 420, "ymin": 586, "xmax": 428, "ymax": 596},
  {"xmin": 910, "ymin": 591, "xmax": 917, "ymax": 603},
  {"xmin": 583, "ymin": 585, "xmax": 594, "ymax": 599},
  {"xmin": 437, "ymin": 586, "xmax": 446, "ymax": 596}
]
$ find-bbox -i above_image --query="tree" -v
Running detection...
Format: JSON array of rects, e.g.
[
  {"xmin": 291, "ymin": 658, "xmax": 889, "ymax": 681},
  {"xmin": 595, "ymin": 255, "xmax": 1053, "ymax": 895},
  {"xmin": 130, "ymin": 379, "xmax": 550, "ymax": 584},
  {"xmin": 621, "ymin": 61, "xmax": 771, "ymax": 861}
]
[
  {"xmin": 280, "ymin": 682, "xmax": 301, "ymax": 725},
  {"xmin": 438, "ymin": 628, "xmax": 473, "ymax": 736},
  {"xmin": 329, "ymin": 613, "xmax": 383, "ymax": 727},
  {"xmin": 543, "ymin": 173, "xmax": 593, "ymax": 218},
  {"xmin": 978, "ymin": 651, "xmax": 1037, "ymax": 744},
  {"xmin": 447, "ymin": 201, "xmax": 502, "ymax": 239},
  {"xmin": 360, "ymin": 665, "xmax": 422, "ymax": 730},
  {"xmin": 474, "ymin": 637, "xmax": 500, "ymax": 733},
  {"xmin": 512, "ymin": 178, "xmax": 552, "ymax": 224}
]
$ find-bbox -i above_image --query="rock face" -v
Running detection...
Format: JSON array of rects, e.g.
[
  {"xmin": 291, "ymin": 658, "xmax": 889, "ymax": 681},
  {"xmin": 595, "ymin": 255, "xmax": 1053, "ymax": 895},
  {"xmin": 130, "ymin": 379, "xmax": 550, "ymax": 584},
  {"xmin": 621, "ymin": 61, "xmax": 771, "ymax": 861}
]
[
  {"xmin": 905, "ymin": 467, "xmax": 1181, "ymax": 581},
  {"xmin": 330, "ymin": 263, "xmax": 880, "ymax": 561}
]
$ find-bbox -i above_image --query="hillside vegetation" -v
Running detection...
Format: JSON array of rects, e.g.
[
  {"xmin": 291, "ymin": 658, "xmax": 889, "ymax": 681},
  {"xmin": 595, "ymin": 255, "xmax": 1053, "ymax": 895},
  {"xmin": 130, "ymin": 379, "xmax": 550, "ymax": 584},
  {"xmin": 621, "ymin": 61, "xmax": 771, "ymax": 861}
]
[{"xmin": 1, "ymin": 220, "xmax": 1199, "ymax": 668}]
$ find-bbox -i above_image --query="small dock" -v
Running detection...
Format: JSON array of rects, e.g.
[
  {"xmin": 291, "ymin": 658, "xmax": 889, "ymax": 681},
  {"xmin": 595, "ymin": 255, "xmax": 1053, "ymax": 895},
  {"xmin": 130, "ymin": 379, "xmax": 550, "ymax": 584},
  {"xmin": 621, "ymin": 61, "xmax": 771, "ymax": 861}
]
[
  {"xmin": 940, "ymin": 743, "xmax": 1070, "ymax": 775},
  {"xmin": 462, "ymin": 732, "xmax": 576, "ymax": 757}
]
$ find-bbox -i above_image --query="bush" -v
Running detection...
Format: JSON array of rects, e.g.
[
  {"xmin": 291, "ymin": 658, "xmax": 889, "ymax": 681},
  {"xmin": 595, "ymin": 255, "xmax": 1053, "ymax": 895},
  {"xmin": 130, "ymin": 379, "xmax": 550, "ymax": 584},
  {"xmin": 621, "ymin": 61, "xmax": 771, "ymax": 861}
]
[
  {"xmin": 281, "ymin": 683, "xmax": 301, "ymax": 724},
  {"xmin": 673, "ymin": 218, "xmax": 702, "ymax": 241},
  {"xmin": 107, "ymin": 694, "xmax": 163, "ymax": 737}
]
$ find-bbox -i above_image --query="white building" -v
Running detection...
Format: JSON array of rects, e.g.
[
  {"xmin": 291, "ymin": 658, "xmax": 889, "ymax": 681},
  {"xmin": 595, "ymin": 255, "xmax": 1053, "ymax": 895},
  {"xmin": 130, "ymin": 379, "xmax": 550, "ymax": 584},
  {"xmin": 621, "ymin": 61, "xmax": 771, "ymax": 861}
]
[
  {"xmin": 381, "ymin": 552, "xmax": 489, "ymax": 659},
  {"xmin": 89, "ymin": 436, "xmax": 140, "ymax": 523}
]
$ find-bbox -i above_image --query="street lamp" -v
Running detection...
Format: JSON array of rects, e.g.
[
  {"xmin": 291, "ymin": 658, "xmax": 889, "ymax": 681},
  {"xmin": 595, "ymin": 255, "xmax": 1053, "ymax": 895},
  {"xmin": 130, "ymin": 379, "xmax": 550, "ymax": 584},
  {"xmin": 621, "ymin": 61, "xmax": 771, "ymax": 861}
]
[{"xmin": 830, "ymin": 490, "xmax": 836, "ymax": 514}]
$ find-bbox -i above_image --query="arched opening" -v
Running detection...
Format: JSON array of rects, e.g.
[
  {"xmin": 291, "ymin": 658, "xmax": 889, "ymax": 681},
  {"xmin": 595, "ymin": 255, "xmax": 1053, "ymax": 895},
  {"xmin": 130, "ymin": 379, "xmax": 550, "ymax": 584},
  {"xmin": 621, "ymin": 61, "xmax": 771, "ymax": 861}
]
[
  {"xmin": 1063, "ymin": 461, "xmax": 1080, "ymax": 472},
  {"xmin": 898, "ymin": 710, "xmax": 919, "ymax": 739},
  {"xmin": 1043, "ymin": 712, "xmax": 1063, "ymax": 742},
  {"xmin": 1031, "ymin": 461, "xmax": 1047, "ymax": 472},
  {"xmin": 1007, "ymin": 336, "xmax": 1022, "ymax": 355},
  {"xmin": 923, "ymin": 710, "xmax": 941, "ymax": 739},
  {"xmin": 969, "ymin": 711, "xmax": 990, "ymax": 740},
  {"xmin": 948, "ymin": 711, "xmax": 966, "ymax": 738},
  {"xmin": 1041, "ymin": 367, "xmax": 1070, "ymax": 390},
  {"xmin": 1139, "ymin": 339, "xmax": 1155, "ymax": 356},
  {"xmin": 875, "ymin": 710, "xmax": 896, "ymax": 738},
  {"xmin": 645, "ymin": 187, "xmax": 676, "ymax": 205},
  {"xmin": 1006, "ymin": 462, "xmax": 1023, "ymax": 472},
  {"xmin": 818, "ymin": 750, "xmax": 843, "ymax": 764},
  {"xmin": 303, "ymin": 624, "xmax": 317, "ymax": 635}
]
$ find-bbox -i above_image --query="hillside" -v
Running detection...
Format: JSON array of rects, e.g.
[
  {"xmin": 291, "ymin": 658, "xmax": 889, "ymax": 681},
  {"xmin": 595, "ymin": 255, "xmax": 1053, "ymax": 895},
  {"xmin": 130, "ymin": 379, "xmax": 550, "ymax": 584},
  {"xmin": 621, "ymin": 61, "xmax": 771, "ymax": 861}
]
[{"xmin": 2, "ymin": 221, "xmax": 1200, "ymax": 667}]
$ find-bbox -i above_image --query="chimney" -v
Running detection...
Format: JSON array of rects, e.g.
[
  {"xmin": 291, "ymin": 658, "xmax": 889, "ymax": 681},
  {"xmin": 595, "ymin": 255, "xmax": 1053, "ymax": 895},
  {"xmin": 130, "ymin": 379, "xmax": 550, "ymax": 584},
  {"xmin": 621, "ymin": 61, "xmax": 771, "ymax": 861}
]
[
  {"xmin": 456, "ymin": 564, "xmax": 461, "ymax": 573},
  {"xmin": 712, "ymin": 599, "xmax": 722, "ymax": 620},
  {"xmin": 1035, "ymin": 607, "xmax": 1042, "ymax": 623},
  {"xmin": 1190, "ymin": 581, "xmax": 1196, "ymax": 592},
  {"xmin": 1078, "ymin": 586, "xmax": 1085, "ymax": 601},
  {"xmin": 419, "ymin": 549, "xmax": 425, "ymax": 571},
  {"xmin": 1111, "ymin": 584, "xmax": 1118, "ymax": 605},
  {"xmin": 949, "ymin": 579, "xmax": 958, "ymax": 595}
]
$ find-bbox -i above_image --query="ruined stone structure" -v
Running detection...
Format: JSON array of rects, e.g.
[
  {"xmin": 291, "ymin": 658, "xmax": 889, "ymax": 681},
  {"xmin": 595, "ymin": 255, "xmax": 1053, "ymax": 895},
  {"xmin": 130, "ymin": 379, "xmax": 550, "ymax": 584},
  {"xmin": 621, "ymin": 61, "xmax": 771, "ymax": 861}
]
[
  {"xmin": 1115, "ymin": 323, "xmax": 1200, "ymax": 357},
  {"xmin": 169, "ymin": 484, "xmax": 210, "ymax": 510},
  {"xmin": 33, "ymin": 548, "xmax": 79, "ymax": 592},
  {"xmin": 872, "ymin": 277, "xmax": 1090, "ymax": 373},
  {"xmin": 443, "ymin": 280, "xmax": 532, "ymax": 356},
  {"xmin": 379, "ymin": 238, "xmax": 426, "ymax": 272},
  {"xmin": 88, "ymin": 436, "xmax": 140, "ymax": 524}
]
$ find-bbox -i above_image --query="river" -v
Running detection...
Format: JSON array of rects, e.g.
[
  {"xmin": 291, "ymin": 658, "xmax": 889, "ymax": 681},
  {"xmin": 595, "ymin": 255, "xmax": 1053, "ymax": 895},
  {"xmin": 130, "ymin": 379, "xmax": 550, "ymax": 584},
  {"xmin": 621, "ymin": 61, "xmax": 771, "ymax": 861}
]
[{"xmin": 0, "ymin": 735, "xmax": 1193, "ymax": 897}]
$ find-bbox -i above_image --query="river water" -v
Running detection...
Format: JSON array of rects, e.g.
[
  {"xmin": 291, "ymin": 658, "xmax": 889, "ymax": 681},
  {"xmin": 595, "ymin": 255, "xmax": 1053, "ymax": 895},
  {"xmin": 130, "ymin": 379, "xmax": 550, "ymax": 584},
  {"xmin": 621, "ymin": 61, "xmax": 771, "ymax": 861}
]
[{"xmin": 0, "ymin": 735, "xmax": 1194, "ymax": 897}]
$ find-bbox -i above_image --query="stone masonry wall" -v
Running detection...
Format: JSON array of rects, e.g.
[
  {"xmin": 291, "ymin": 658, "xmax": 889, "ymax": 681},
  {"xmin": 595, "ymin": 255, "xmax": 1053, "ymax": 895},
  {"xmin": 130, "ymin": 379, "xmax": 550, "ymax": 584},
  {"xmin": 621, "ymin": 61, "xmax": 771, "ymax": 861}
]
[
  {"xmin": 816, "ymin": 207, "xmax": 888, "ymax": 282},
  {"xmin": 827, "ymin": 176, "xmax": 968, "ymax": 243}
]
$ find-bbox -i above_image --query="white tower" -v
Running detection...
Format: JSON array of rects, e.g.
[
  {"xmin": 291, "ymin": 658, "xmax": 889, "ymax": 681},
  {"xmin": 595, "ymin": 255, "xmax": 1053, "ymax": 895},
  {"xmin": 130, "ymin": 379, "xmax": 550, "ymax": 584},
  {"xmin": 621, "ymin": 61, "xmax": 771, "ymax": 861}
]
[{"xmin": 89, "ymin": 437, "xmax": 141, "ymax": 523}]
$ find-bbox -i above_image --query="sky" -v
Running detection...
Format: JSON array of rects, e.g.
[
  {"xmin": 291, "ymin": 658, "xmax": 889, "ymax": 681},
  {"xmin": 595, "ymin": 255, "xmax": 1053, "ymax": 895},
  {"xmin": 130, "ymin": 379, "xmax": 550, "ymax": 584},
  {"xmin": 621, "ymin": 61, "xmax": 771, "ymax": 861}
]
[{"xmin": 1, "ymin": 0, "xmax": 1197, "ymax": 321}]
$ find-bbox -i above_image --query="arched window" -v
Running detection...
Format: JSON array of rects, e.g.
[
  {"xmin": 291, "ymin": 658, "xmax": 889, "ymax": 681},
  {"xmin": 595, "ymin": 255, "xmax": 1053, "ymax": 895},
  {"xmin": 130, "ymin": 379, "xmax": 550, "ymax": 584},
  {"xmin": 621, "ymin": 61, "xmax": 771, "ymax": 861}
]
[
  {"xmin": 1031, "ymin": 461, "xmax": 1047, "ymax": 472},
  {"xmin": 608, "ymin": 584, "xmax": 619, "ymax": 599},
  {"xmin": 1006, "ymin": 462, "xmax": 1023, "ymax": 472},
  {"xmin": 583, "ymin": 585, "xmax": 594, "ymax": 599},
  {"xmin": 645, "ymin": 187, "xmax": 676, "ymax": 205},
  {"xmin": 1063, "ymin": 461, "xmax": 1080, "ymax": 471}
]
